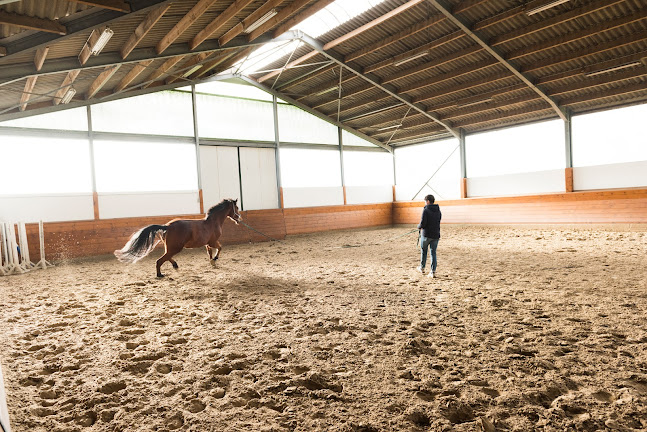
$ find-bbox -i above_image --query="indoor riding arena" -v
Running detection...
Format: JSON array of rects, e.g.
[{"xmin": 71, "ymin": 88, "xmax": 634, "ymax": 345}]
[{"xmin": 1, "ymin": 1, "xmax": 646, "ymax": 432}]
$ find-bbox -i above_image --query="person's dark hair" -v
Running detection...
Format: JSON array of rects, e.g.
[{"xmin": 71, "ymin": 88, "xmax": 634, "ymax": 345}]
[{"xmin": 425, "ymin": 194, "xmax": 435, "ymax": 204}]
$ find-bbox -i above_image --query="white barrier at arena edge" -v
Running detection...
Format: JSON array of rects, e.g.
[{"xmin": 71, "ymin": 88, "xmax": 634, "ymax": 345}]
[
  {"xmin": 0, "ymin": 361, "xmax": 11, "ymax": 432},
  {"xmin": 0, "ymin": 221, "xmax": 53, "ymax": 276}
]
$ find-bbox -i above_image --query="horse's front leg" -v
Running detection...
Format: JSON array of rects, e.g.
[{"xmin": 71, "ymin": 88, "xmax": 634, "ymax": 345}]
[
  {"xmin": 210, "ymin": 241, "xmax": 222, "ymax": 267},
  {"xmin": 206, "ymin": 245, "xmax": 216, "ymax": 267}
]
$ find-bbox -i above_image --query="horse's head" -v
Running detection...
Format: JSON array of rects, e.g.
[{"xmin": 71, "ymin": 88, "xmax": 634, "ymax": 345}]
[{"xmin": 228, "ymin": 199, "xmax": 242, "ymax": 224}]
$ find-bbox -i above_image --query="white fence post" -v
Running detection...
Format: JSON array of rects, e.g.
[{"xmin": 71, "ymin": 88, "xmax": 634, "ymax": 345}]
[
  {"xmin": 17, "ymin": 223, "xmax": 35, "ymax": 270},
  {"xmin": 6, "ymin": 223, "xmax": 25, "ymax": 274},
  {"xmin": 0, "ymin": 223, "xmax": 7, "ymax": 276},
  {"xmin": 35, "ymin": 221, "xmax": 53, "ymax": 270}
]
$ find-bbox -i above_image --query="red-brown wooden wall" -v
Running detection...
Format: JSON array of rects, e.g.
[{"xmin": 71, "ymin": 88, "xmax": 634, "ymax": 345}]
[{"xmin": 14, "ymin": 188, "xmax": 647, "ymax": 261}]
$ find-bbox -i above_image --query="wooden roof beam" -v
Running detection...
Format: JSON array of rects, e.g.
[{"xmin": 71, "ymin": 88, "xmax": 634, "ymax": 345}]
[
  {"xmin": 189, "ymin": 0, "xmax": 256, "ymax": 50},
  {"xmin": 218, "ymin": 0, "xmax": 283, "ymax": 47},
  {"xmin": 427, "ymin": 0, "xmax": 566, "ymax": 120},
  {"xmin": 191, "ymin": 50, "xmax": 238, "ymax": 79},
  {"xmin": 72, "ymin": 0, "xmax": 130, "ymax": 13},
  {"xmin": 247, "ymin": 0, "xmax": 312, "ymax": 42},
  {"xmin": 113, "ymin": 60, "xmax": 153, "ymax": 92},
  {"xmin": 165, "ymin": 52, "xmax": 211, "ymax": 84},
  {"xmin": 271, "ymin": 0, "xmax": 337, "ymax": 39},
  {"xmin": 156, "ymin": 0, "xmax": 219, "ymax": 54},
  {"xmin": 87, "ymin": 65, "xmax": 120, "ymax": 99},
  {"xmin": 142, "ymin": 56, "xmax": 185, "ymax": 87},
  {"xmin": 19, "ymin": 46, "xmax": 49, "ymax": 111},
  {"xmin": 121, "ymin": 3, "xmax": 170, "ymax": 59},
  {"xmin": 0, "ymin": 10, "xmax": 67, "ymax": 34}
]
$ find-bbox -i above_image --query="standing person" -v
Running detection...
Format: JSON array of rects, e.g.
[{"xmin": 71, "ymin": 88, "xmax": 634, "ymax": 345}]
[{"xmin": 417, "ymin": 194, "xmax": 441, "ymax": 278}]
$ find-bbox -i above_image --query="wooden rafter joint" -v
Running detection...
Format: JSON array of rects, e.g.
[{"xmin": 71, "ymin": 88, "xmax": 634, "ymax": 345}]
[
  {"xmin": 0, "ymin": 45, "xmax": 6, "ymax": 57},
  {"xmin": 0, "ymin": 10, "xmax": 67, "ymax": 35},
  {"xmin": 73, "ymin": 0, "xmax": 131, "ymax": 13}
]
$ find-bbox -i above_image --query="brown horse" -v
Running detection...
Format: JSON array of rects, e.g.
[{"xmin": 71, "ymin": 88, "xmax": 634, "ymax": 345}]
[{"xmin": 114, "ymin": 199, "xmax": 242, "ymax": 277}]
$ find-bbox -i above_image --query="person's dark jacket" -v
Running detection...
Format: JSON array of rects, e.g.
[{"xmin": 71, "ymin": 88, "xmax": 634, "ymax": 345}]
[{"xmin": 418, "ymin": 204, "xmax": 441, "ymax": 239}]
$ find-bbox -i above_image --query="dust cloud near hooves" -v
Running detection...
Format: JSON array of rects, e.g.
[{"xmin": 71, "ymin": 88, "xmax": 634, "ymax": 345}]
[{"xmin": 1, "ymin": 225, "xmax": 646, "ymax": 432}]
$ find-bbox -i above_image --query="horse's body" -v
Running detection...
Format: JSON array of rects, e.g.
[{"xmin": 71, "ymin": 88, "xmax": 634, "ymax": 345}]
[{"xmin": 114, "ymin": 199, "xmax": 241, "ymax": 277}]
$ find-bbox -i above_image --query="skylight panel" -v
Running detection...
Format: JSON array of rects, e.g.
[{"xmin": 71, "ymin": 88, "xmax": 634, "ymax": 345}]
[{"xmin": 223, "ymin": 0, "xmax": 388, "ymax": 77}]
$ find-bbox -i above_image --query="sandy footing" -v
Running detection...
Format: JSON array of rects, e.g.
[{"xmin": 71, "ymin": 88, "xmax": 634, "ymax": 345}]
[{"xmin": 1, "ymin": 224, "xmax": 646, "ymax": 431}]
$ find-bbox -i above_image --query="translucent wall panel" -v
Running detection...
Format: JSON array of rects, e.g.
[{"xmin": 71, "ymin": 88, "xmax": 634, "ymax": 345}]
[
  {"xmin": 94, "ymin": 139, "xmax": 197, "ymax": 192},
  {"xmin": 342, "ymin": 129, "xmax": 377, "ymax": 147},
  {"xmin": 199, "ymin": 146, "xmax": 241, "ymax": 209},
  {"xmin": 466, "ymin": 120, "xmax": 564, "ymax": 177},
  {"xmin": 239, "ymin": 147, "xmax": 278, "ymax": 210},
  {"xmin": 343, "ymin": 150, "xmax": 393, "ymax": 186},
  {"xmin": 0, "ymin": 135, "xmax": 91, "ymax": 194},
  {"xmin": 279, "ymin": 148, "xmax": 341, "ymax": 187},
  {"xmin": 196, "ymin": 93, "xmax": 274, "ymax": 141},
  {"xmin": 0, "ymin": 107, "xmax": 88, "ymax": 131},
  {"xmin": 278, "ymin": 104, "xmax": 338, "ymax": 144},
  {"xmin": 395, "ymin": 139, "xmax": 461, "ymax": 200},
  {"xmin": 195, "ymin": 81, "xmax": 273, "ymax": 102},
  {"xmin": 92, "ymin": 91, "xmax": 194, "ymax": 136},
  {"xmin": 573, "ymin": 103, "xmax": 647, "ymax": 167}
]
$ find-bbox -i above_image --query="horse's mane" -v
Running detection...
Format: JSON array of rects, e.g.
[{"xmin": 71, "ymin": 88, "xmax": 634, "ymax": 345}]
[{"xmin": 206, "ymin": 199, "xmax": 235, "ymax": 218}]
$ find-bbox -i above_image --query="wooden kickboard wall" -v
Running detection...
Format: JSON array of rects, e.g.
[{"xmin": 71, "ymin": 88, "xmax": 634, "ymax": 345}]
[
  {"xmin": 8, "ymin": 189, "xmax": 647, "ymax": 261},
  {"xmin": 17, "ymin": 203, "xmax": 393, "ymax": 261},
  {"xmin": 394, "ymin": 189, "xmax": 647, "ymax": 225}
]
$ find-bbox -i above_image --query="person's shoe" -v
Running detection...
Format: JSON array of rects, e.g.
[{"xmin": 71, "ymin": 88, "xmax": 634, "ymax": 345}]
[
  {"xmin": 416, "ymin": 266, "xmax": 424, "ymax": 274},
  {"xmin": 428, "ymin": 271, "xmax": 435, "ymax": 278}
]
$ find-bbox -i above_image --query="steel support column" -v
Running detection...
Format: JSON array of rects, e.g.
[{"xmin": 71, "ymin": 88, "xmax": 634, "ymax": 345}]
[
  {"xmin": 459, "ymin": 128, "xmax": 467, "ymax": 198},
  {"xmin": 86, "ymin": 105, "xmax": 100, "ymax": 219},
  {"xmin": 273, "ymin": 95, "xmax": 283, "ymax": 208},
  {"xmin": 191, "ymin": 84, "xmax": 204, "ymax": 213}
]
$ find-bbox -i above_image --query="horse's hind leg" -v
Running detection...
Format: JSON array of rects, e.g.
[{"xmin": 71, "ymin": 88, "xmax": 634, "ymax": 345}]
[
  {"xmin": 156, "ymin": 247, "xmax": 181, "ymax": 277},
  {"xmin": 169, "ymin": 259, "xmax": 179, "ymax": 269},
  {"xmin": 207, "ymin": 241, "xmax": 222, "ymax": 267}
]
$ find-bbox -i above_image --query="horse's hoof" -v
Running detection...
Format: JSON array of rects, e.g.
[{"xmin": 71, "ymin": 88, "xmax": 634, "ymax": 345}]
[{"xmin": 157, "ymin": 273, "xmax": 165, "ymax": 278}]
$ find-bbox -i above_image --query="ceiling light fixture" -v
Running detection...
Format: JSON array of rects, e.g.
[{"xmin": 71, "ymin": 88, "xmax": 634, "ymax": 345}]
[
  {"xmin": 584, "ymin": 61, "xmax": 643, "ymax": 77},
  {"xmin": 526, "ymin": 0, "xmax": 570, "ymax": 16},
  {"xmin": 315, "ymin": 86, "xmax": 338, "ymax": 96},
  {"xmin": 377, "ymin": 124, "xmax": 401, "ymax": 131},
  {"xmin": 393, "ymin": 51, "xmax": 428, "ymax": 67},
  {"xmin": 183, "ymin": 65, "xmax": 203, "ymax": 77},
  {"xmin": 244, "ymin": 9, "xmax": 278, "ymax": 34},
  {"xmin": 456, "ymin": 98, "xmax": 493, "ymax": 108},
  {"xmin": 60, "ymin": 87, "xmax": 76, "ymax": 104},
  {"xmin": 90, "ymin": 27, "xmax": 114, "ymax": 55}
]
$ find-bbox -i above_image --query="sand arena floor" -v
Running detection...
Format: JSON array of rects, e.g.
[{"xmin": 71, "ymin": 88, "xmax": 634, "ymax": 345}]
[{"xmin": 1, "ymin": 224, "xmax": 646, "ymax": 432}]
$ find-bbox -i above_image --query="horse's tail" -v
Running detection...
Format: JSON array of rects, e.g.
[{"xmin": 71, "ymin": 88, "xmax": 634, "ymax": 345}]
[{"xmin": 114, "ymin": 224, "xmax": 168, "ymax": 263}]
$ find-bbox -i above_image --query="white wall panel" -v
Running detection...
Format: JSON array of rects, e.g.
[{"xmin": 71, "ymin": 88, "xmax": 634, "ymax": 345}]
[
  {"xmin": 239, "ymin": 147, "xmax": 278, "ymax": 210},
  {"xmin": 395, "ymin": 178, "xmax": 461, "ymax": 202},
  {"xmin": 345, "ymin": 185, "xmax": 393, "ymax": 204},
  {"xmin": 574, "ymin": 161, "xmax": 647, "ymax": 190},
  {"xmin": 282, "ymin": 187, "xmax": 344, "ymax": 208},
  {"xmin": 98, "ymin": 191, "xmax": 200, "ymax": 219},
  {"xmin": 467, "ymin": 169, "xmax": 564, "ymax": 197},
  {"xmin": 0, "ymin": 194, "xmax": 94, "ymax": 223},
  {"xmin": 199, "ymin": 146, "xmax": 241, "ymax": 210}
]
